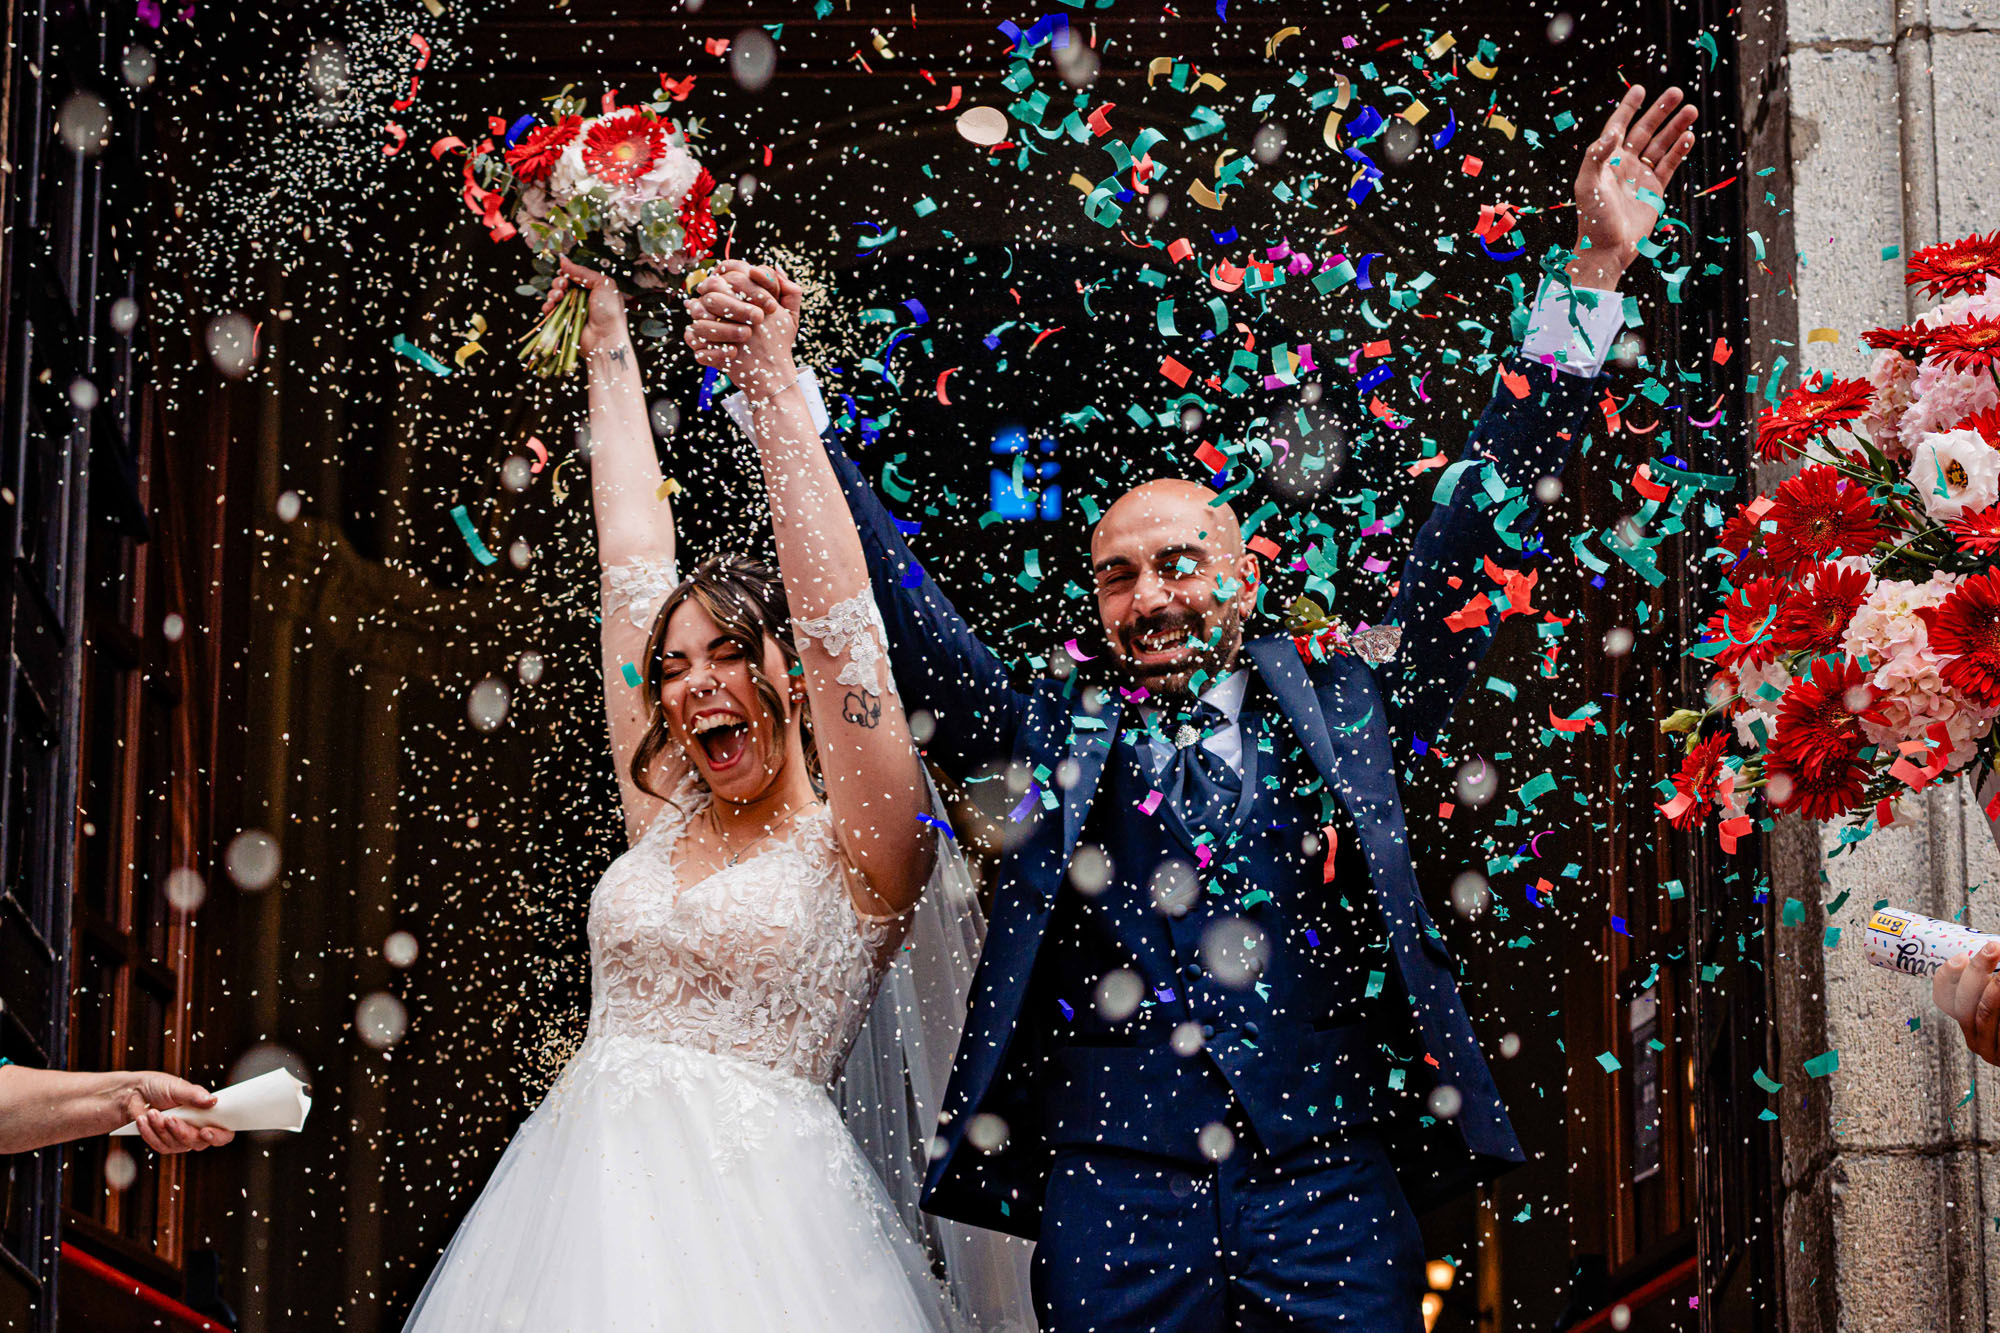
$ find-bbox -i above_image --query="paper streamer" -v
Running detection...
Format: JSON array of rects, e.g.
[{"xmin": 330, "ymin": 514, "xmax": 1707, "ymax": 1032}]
[{"xmin": 449, "ymin": 504, "xmax": 499, "ymax": 565}]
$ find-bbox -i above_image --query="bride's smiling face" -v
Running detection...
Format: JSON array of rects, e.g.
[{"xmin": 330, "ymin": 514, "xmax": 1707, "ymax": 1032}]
[{"xmin": 656, "ymin": 598, "xmax": 803, "ymax": 804}]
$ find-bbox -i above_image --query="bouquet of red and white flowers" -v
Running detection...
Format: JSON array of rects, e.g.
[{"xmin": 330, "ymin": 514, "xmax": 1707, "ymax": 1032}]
[
  {"xmin": 1661, "ymin": 230, "xmax": 2000, "ymax": 848},
  {"xmin": 448, "ymin": 85, "xmax": 730, "ymax": 376}
]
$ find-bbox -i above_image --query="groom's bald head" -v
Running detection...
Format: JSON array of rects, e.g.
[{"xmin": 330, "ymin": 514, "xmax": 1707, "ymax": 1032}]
[{"xmin": 1089, "ymin": 481, "xmax": 1258, "ymax": 696}]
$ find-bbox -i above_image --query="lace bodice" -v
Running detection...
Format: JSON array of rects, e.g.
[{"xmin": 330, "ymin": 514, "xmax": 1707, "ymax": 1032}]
[{"xmin": 584, "ymin": 779, "xmax": 901, "ymax": 1089}]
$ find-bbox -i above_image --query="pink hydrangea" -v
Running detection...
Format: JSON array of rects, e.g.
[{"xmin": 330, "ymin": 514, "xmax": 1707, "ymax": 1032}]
[
  {"xmin": 1898, "ymin": 277, "xmax": 2000, "ymax": 452},
  {"xmin": 1858, "ymin": 349, "xmax": 1920, "ymax": 459},
  {"xmin": 1839, "ymin": 573, "xmax": 1998, "ymax": 768}
]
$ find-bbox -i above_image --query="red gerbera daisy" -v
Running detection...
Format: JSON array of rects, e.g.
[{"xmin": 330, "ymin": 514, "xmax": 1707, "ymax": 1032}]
[
  {"xmin": 1766, "ymin": 747, "xmax": 1870, "ymax": 822},
  {"xmin": 1716, "ymin": 500, "xmax": 1773, "ymax": 576},
  {"xmin": 1915, "ymin": 569, "xmax": 2000, "ymax": 709},
  {"xmin": 1924, "ymin": 316, "xmax": 2000, "ymax": 376},
  {"xmin": 678, "ymin": 166, "xmax": 717, "ymax": 261},
  {"xmin": 502, "ymin": 116, "xmax": 581, "ymax": 186},
  {"xmin": 1773, "ymin": 562, "xmax": 1873, "ymax": 656},
  {"xmin": 1906, "ymin": 230, "xmax": 2000, "ymax": 299},
  {"xmin": 1764, "ymin": 465, "xmax": 1888, "ymax": 573},
  {"xmin": 1754, "ymin": 376, "xmax": 1875, "ymax": 462},
  {"xmin": 1957, "ymin": 407, "xmax": 2000, "ymax": 447},
  {"xmin": 1771, "ymin": 655, "xmax": 1874, "ymax": 776},
  {"xmin": 1703, "ymin": 575, "xmax": 1788, "ymax": 670},
  {"xmin": 581, "ymin": 110, "xmax": 667, "ymax": 186},
  {"xmin": 1862, "ymin": 323, "xmax": 1930, "ymax": 357},
  {"xmin": 1666, "ymin": 732, "xmax": 1731, "ymax": 829},
  {"xmin": 1947, "ymin": 506, "xmax": 2000, "ymax": 555}
]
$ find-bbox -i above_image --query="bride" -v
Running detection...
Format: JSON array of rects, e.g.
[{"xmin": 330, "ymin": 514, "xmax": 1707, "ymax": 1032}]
[{"xmin": 402, "ymin": 257, "xmax": 1011, "ymax": 1330}]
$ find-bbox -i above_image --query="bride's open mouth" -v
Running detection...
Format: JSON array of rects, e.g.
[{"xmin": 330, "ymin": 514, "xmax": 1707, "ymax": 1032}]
[{"xmin": 690, "ymin": 708, "xmax": 753, "ymax": 772}]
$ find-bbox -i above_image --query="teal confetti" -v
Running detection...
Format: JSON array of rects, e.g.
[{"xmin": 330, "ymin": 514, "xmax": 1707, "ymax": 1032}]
[{"xmin": 449, "ymin": 505, "xmax": 498, "ymax": 566}]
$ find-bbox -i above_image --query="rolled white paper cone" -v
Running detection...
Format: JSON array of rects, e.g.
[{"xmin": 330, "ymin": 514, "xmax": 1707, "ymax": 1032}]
[
  {"xmin": 110, "ymin": 1067, "xmax": 311, "ymax": 1137},
  {"xmin": 1863, "ymin": 908, "xmax": 2000, "ymax": 982}
]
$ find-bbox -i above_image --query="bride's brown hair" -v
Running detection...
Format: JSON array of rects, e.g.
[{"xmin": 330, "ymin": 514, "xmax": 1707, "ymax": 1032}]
[{"xmin": 629, "ymin": 552, "xmax": 820, "ymax": 801}]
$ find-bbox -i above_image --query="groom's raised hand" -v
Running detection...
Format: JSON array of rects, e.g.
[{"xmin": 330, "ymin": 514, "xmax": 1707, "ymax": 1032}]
[{"xmin": 1567, "ymin": 85, "xmax": 1698, "ymax": 290}]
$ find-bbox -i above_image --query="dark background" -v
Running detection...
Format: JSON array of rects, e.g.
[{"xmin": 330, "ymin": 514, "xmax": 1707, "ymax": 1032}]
[{"xmin": 0, "ymin": 1, "xmax": 1765, "ymax": 1329}]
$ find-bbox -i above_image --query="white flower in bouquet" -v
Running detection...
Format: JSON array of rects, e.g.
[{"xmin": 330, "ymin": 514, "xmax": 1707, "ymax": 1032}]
[
  {"xmin": 1724, "ymin": 658, "xmax": 1792, "ymax": 750},
  {"xmin": 1908, "ymin": 427, "xmax": 2000, "ymax": 519}
]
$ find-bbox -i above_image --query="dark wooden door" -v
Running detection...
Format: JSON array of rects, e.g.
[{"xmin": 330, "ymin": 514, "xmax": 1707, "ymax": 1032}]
[{"xmin": 0, "ymin": 0, "xmax": 154, "ymax": 1324}]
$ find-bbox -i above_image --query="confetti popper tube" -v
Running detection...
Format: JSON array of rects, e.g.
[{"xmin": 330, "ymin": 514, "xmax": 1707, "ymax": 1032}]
[{"xmin": 1863, "ymin": 908, "xmax": 2000, "ymax": 981}]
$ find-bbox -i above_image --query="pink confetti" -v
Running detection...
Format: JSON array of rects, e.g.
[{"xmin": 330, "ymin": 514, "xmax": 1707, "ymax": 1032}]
[
  {"xmin": 1139, "ymin": 789, "xmax": 1164, "ymax": 815},
  {"xmin": 1062, "ymin": 638, "xmax": 1095, "ymax": 662}
]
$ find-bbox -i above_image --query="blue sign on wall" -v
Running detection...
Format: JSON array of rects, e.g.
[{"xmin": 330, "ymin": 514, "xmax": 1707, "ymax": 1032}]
[{"xmin": 989, "ymin": 425, "xmax": 1061, "ymax": 520}]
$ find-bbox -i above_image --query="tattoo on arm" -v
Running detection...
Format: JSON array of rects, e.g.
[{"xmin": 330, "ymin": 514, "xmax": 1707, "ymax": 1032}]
[
  {"xmin": 841, "ymin": 691, "xmax": 883, "ymax": 729},
  {"xmin": 608, "ymin": 345, "xmax": 629, "ymax": 365}
]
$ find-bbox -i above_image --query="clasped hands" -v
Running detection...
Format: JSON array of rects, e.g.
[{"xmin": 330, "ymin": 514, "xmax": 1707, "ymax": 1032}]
[{"xmin": 682, "ymin": 260, "xmax": 804, "ymax": 403}]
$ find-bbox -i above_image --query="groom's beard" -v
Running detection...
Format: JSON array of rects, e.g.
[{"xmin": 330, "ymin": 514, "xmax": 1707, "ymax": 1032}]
[{"xmin": 1114, "ymin": 608, "xmax": 1237, "ymax": 698}]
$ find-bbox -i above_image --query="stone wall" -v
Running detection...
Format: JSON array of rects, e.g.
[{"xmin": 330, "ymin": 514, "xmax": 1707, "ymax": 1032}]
[{"xmin": 1764, "ymin": 2, "xmax": 2000, "ymax": 1328}]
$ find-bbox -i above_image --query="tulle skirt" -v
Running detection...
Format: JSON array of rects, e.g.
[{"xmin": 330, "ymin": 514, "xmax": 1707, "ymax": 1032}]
[{"xmin": 401, "ymin": 1033, "xmax": 959, "ymax": 1332}]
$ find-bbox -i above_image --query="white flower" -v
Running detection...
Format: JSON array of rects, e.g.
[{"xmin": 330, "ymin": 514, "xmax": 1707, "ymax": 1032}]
[
  {"xmin": 1907, "ymin": 427, "xmax": 2000, "ymax": 519},
  {"xmin": 546, "ymin": 134, "xmax": 591, "ymax": 204}
]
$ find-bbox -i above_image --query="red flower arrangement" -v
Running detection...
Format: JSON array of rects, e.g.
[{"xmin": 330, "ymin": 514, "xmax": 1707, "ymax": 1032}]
[
  {"xmin": 677, "ymin": 166, "xmax": 718, "ymax": 262},
  {"xmin": 1863, "ymin": 323, "xmax": 1931, "ymax": 357},
  {"xmin": 1774, "ymin": 562, "xmax": 1873, "ymax": 656},
  {"xmin": 581, "ymin": 110, "xmax": 668, "ymax": 185},
  {"xmin": 1948, "ymin": 507, "xmax": 2000, "ymax": 554},
  {"xmin": 1924, "ymin": 316, "xmax": 2000, "ymax": 377},
  {"xmin": 1666, "ymin": 733, "xmax": 1731, "ymax": 829},
  {"xmin": 502, "ymin": 116, "xmax": 580, "ymax": 186},
  {"xmin": 1904, "ymin": 230, "xmax": 2000, "ymax": 299},
  {"xmin": 1763, "ymin": 466, "xmax": 1887, "ymax": 573},
  {"xmin": 1765, "ymin": 656, "xmax": 1876, "ymax": 821},
  {"xmin": 1754, "ymin": 376, "xmax": 1876, "ymax": 462},
  {"xmin": 1918, "ymin": 569, "xmax": 2000, "ymax": 709},
  {"xmin": 447, "ymin": 90, "xmax": 730, "ymax": 377},
  {"xmin": 1703, "ymin": 576, "xmax": 1788, "ymax": 670},
  {"xmin": 1716, "ymin": 500, "xmax": 1773, "ymax": 577},
  {"xmin": 1961, "ymin": 407, "xmax": 2000, "ymax": 447},
  {"xmin": 1660, "ymin": 230, "xmax": 2000, "ymax": 846}
]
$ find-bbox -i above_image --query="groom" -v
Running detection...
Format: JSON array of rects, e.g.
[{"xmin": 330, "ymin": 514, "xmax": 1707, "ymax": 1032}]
[{"xmin": 711, "ymin": 85, "xmax": 1697, "ymax": 1330}]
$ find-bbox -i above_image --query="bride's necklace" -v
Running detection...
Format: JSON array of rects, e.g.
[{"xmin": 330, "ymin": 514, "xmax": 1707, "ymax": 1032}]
[{"xmin": 706, "ymin": 797, "xmax": 810, "ymax": 868}]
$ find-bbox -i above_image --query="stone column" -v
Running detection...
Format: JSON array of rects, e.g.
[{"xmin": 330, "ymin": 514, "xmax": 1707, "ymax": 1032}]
[{"xmin": 1767, "ymin": 2, "xmax": 2000, "ymax": 1329}]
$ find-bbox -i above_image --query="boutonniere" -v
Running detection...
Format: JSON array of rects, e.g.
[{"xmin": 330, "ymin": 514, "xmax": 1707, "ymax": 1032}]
[{"xmin": 1286, "ymin": 597, "xmax": 1401, "ymax": 667}]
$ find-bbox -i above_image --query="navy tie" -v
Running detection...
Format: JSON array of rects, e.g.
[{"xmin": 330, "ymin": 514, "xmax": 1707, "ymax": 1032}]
[{"xmin": 1166, "ymin": 701, "xmax": 1240, "ymax": 837}]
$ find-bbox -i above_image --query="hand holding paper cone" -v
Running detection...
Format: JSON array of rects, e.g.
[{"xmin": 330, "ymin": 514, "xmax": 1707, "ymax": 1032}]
[{"xmin": 112, "ymin": 1067, "xmax": 311, "ymax": 1140}]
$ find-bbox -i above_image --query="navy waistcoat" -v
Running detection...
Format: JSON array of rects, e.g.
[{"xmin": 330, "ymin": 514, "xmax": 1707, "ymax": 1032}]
[{"xmin": 1033, "ymin": 703, "xmax": 1416, "ymax": 1164}]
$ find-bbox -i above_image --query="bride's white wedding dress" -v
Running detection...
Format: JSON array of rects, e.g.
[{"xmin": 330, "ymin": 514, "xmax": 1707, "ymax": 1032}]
[{"xmin": 400, "ymin": 769, "xmax": 959, "ymax": 1331}]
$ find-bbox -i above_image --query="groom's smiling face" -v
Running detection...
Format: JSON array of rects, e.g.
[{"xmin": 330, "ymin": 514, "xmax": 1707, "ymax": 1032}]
[{"xmin": 1090, "ymin": 480, "xmax": 1258, "ymax": 698}]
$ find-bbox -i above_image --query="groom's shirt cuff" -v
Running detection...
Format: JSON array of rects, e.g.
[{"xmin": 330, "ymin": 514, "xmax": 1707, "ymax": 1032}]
[
  {"xmin": 1520, "ymin": 279, "xmax": 1625, "ymax": 378},
  {"xmin": 721, "ymin": 367, "xmax": 833, "ymax": 438}
]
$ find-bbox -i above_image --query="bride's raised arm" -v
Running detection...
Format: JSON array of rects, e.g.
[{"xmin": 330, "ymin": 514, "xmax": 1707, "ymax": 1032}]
[
  {"xmin": 561, "ymin": 262, "xmax": 680, "ymax": 841},
  {"xmin": 685, "ymin": 260, "xmax": 937, "ymax": 921}
]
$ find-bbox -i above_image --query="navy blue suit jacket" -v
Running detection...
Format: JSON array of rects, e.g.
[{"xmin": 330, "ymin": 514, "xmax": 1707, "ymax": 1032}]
[{"xmin": 821, "ymin": 357, "xmax": 1601, "ymax": 1240}]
